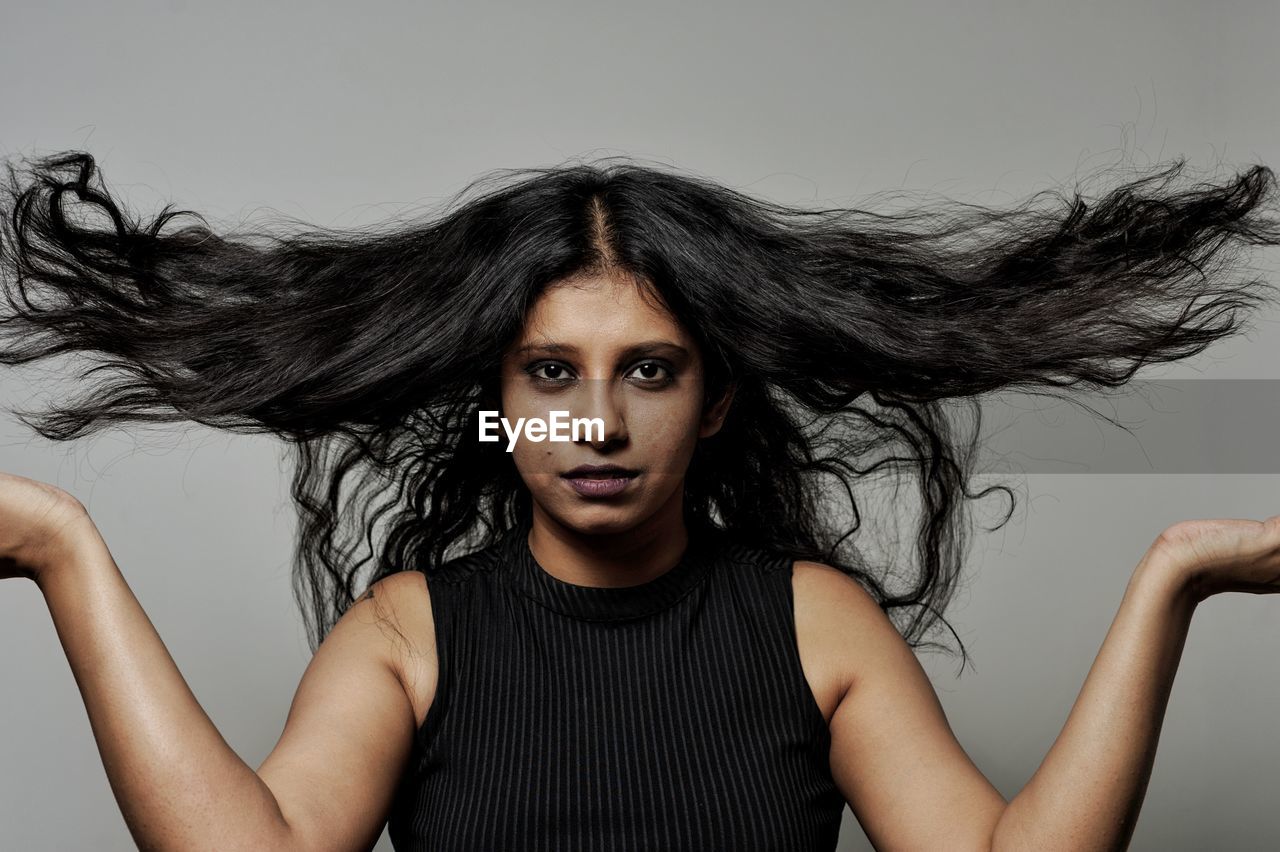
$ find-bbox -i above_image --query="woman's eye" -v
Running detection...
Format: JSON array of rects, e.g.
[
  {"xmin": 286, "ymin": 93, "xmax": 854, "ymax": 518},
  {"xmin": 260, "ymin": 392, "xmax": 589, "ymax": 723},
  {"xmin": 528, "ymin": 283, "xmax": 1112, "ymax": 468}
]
[
  {"xmin": 627, "ymin": 361, "xmax": 674, "ymax": 384},
  {"xmin": 527, "ymin": 362, "xmax": 572, "ymax": 382}
]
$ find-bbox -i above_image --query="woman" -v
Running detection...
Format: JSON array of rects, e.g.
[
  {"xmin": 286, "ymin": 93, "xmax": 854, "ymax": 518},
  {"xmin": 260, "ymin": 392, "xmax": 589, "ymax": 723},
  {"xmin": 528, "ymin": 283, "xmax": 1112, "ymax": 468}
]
[{"xmin": 1, "ymin": 150, "xmax": 1279, "ymax": 851}]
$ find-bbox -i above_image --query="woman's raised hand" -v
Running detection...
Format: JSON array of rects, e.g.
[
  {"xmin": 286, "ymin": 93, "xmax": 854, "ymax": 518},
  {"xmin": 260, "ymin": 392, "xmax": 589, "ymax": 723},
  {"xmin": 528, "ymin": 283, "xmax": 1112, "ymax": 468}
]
[
  {"xmin": 0, "ymin": 470, "xmax": 90, "ymax": 584},
  {"xmin": 1153, "ymin": 514, "xmax": 1280, "ymax": 603}
]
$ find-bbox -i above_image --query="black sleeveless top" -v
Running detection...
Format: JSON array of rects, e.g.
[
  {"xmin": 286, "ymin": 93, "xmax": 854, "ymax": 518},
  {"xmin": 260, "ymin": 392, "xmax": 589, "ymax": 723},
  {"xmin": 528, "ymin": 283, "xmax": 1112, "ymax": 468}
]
[{"xmin": 386, "ymin": 518, "xmax": 846, "ymax": 851}]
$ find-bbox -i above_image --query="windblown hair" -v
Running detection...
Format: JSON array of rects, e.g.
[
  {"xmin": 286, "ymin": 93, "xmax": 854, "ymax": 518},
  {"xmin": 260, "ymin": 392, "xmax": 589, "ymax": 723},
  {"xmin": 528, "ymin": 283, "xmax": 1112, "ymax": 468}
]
[{"xmin": 2, "ymin": 150, "xmax": 1278, "ymax": 667}]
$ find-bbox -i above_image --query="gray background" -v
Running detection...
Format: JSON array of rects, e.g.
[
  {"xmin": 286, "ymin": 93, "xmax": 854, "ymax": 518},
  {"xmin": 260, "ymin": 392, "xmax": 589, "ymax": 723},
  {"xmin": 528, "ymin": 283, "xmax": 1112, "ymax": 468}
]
[{"xmin": 2, "ymin": 1, "xmax": 1278, "ymax": 849}]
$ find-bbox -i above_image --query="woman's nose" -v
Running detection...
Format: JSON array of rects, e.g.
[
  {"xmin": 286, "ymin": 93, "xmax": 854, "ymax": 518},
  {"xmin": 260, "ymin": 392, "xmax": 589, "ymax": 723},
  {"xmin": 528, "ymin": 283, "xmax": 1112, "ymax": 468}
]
[{"xmin": 574, "ymin": 378, "xmax": 627, "ymax": 448}]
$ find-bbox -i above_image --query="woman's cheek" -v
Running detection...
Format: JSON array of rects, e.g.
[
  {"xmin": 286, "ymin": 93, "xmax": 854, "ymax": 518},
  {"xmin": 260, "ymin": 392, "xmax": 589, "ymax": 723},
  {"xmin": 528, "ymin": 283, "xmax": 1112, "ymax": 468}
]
[
  {"xmin": 511, "ymin": 440, "xmax": 559, "ymax": 480},
  {"xmin": 633, "ymin": 413, "xmax": 701, "ymax": 472}
]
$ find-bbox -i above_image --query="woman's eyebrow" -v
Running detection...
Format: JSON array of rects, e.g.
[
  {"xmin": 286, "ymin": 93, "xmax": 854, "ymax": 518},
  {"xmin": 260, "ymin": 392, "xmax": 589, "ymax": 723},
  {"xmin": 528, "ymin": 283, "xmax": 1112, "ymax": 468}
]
[{"xmin": 512, "ymin": 340, "xmax": 690, "ymax": 359}]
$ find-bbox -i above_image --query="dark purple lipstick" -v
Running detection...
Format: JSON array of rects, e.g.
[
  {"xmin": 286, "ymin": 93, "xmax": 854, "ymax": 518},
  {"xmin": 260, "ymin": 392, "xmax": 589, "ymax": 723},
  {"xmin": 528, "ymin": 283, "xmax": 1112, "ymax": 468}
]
[{"xmin": 560, "ymin": 464, "xmax": 639, "ymax": 498}]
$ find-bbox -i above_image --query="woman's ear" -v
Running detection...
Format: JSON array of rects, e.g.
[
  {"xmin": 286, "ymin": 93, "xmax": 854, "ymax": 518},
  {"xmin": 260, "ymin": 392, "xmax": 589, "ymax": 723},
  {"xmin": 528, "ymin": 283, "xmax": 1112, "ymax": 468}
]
[{"xmin": 699, "ymin": 380, "xmax": 736, "ymax": 439}]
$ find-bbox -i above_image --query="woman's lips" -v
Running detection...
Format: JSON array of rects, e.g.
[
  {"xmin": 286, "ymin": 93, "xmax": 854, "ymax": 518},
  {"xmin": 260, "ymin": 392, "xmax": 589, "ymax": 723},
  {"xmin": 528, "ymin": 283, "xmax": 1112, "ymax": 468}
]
[{"xmin": 561, "ymin": 471, "xmax": 638, "ymax": 498}]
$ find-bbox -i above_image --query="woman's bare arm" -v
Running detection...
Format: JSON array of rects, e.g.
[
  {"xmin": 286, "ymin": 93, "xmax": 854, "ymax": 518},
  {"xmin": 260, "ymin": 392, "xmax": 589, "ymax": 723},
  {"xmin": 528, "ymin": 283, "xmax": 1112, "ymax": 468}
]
[
  {"xmin": 800, "ymin": 541, "xmax": 1198, "ymax": 852},
  {"xmin": 31, "ymin": 514, "xmax": 432, "ymax": 852},
  {"xmin": 984, "ymin": 546, "xmax": 1195, "ymax": 851}
]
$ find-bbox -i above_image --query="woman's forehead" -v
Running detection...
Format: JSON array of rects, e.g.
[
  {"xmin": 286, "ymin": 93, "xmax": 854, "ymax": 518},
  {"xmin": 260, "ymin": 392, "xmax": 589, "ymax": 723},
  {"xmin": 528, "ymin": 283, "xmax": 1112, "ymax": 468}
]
[{"xmin": 514, "ymin": 273, "xmax": 692, "ymax": 351}]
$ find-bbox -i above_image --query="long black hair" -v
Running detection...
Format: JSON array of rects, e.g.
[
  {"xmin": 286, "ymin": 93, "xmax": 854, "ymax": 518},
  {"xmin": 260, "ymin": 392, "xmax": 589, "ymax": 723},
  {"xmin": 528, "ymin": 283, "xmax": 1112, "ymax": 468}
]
[{"xmin": 3, "ymin": 150, "xmax": 1277, "ymax": 669}]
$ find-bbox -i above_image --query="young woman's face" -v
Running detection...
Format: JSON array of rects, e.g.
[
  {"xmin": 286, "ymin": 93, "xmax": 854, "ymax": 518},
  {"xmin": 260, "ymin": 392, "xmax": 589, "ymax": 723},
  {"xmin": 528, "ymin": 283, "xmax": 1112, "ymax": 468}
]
[{"xmin": 498, "ymin": 272, "xmax": 731, "ymax": 536}]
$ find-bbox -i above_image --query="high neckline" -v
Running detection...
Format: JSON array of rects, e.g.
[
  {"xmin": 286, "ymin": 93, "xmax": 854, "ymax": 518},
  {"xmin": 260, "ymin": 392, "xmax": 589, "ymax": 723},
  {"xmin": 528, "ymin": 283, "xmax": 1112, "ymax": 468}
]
[{"xmin": 503, "ymin": 516, "xmax": 718, "ymax": 622}]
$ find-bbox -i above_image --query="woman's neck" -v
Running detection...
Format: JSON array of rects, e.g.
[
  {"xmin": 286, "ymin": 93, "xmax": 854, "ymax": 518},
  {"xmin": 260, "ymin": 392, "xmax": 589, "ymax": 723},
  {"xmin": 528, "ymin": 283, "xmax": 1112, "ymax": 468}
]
[{"xmin": 525, "ymin": 500, "xmax": 691, "ymax": 589}]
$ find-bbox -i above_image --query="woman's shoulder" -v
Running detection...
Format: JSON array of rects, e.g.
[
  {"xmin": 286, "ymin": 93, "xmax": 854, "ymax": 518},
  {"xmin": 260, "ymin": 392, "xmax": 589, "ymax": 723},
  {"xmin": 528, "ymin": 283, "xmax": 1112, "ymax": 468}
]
[
  {"xmin": 361, "ymin": 537, "xmax": 512, "ymax": 631},
  {"xmin": 790, "ymin": 558, "xmax": 874, "ymax": 601},
  {"xmin": 789, "ymin": 557, "xmax": 914, "ymax": 693},
  {"xmin": 789, "ymin": 559, "xmax": 886, "ymax": 635},
  {"xmin": 718, "ymin": 539, "xmax": 885, "ymax": 630},
  {"xmin": 716, "ymin": 535, "xmax": 867, "ymax": 598},
  {"xmin": 359, "ymin": 538, "xmax": 508, "ymax": 643},
  {"xmin": 360, "ymin": 547, "xmax": 497, "ymax": 733}
]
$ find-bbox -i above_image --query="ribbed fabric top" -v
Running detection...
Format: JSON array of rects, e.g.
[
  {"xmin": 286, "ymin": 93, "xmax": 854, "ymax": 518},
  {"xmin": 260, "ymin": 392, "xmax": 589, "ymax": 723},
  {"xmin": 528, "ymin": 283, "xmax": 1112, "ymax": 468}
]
[{"xmin": 386, "ymin": 516, "xmax": 846, "ymax": 851}]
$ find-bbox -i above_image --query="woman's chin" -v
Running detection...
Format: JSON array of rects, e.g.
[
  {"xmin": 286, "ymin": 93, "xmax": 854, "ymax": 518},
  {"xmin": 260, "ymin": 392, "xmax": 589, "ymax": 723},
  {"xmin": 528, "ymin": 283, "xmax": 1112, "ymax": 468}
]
[{"xmin": 540, "ymin": 502, "xmax": 652, "ymax": 537}]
